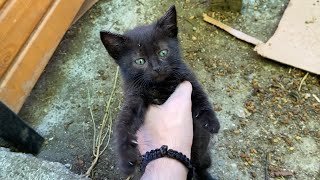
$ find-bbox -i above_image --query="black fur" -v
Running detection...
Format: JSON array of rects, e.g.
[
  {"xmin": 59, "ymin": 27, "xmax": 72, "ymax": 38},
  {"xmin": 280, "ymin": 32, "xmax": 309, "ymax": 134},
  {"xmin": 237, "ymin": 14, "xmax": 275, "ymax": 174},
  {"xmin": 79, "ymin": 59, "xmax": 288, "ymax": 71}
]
[{"xmin": 100, "ymin": 5, "xmax": 220, "ymax": 179}]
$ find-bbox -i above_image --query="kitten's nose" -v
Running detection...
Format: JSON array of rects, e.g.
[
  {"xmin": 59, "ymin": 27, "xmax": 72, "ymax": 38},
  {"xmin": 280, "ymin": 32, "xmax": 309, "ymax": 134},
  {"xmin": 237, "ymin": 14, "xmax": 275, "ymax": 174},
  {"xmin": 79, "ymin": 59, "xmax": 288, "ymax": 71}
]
[{"xmin": 153, "ymin": 66, "xmax": 161, "ymax": 73}]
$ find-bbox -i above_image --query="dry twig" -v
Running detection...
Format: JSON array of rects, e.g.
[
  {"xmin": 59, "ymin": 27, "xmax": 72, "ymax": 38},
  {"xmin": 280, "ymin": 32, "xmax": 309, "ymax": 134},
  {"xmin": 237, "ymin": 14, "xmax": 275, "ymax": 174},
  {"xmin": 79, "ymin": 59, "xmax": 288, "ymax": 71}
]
[
  {"xmin": 270, "ymin": 170, "xmax": 294, "ymax": 177},
  {"xmin": 265, "ymin": 152, "xmax": 270, "ymax": 180},
  {"xmin": 85, "ymin": 67, "xmax": 120, "ymax": 177},
  {"xmin": 298, "ymin": 72, "xmax": 309, "ymax": 91},
  {"xmin": 312, "ymin": 94, "xmax": 320, "ymax": 103}
]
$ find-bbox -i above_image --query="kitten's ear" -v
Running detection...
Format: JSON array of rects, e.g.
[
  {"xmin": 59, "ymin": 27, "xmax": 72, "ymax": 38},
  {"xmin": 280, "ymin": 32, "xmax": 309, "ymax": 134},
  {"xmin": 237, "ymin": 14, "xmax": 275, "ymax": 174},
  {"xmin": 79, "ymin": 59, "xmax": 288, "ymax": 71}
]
[
  {"xmin": 156, "ymin": 5, "xmax": 178, "ymax": 37},
  {"xmin": 100, "ymin": 31, "xmax": 128, "ymax": 60}
]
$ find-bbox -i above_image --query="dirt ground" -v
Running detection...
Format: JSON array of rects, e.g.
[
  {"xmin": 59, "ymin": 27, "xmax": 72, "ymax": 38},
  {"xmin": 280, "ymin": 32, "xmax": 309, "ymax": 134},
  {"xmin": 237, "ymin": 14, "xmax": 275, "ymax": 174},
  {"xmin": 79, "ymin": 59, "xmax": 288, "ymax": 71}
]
[{"xmin": 18, "ymin": 0, "xmax": 319, "ymax": 179}]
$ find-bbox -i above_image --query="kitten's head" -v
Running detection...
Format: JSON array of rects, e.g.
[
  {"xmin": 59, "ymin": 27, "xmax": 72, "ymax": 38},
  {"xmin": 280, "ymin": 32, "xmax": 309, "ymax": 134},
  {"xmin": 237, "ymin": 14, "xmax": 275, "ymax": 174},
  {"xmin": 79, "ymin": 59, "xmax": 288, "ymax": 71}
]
[{"xmin": 100, "ymin": 5, "xmax": 182, "ymax": 84}]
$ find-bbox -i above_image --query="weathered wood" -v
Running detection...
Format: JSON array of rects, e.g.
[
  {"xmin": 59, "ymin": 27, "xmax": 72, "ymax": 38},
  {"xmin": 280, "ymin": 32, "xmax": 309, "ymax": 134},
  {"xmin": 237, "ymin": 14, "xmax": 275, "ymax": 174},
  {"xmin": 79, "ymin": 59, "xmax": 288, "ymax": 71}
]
[
  {"xmin": 0, "ymin": 0, "xmax": 7, "ymax": 9},
  {"xmin": 0, "ymin": 0, "xmax": 53, "ymax": 77},
  {"xmin": 0, "ymin": 0, "xmax": 85, "ymax": 112},
  {"xmin": 203, "ymin": 13, "xmax": 263, "ymax": 45}
]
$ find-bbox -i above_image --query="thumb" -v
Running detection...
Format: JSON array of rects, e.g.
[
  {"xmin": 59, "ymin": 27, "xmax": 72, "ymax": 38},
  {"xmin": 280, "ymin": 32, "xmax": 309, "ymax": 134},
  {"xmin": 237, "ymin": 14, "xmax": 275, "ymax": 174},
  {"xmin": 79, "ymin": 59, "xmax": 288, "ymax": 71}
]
[{"xmin": 164, "ymin": 81, "xmax": 192, "ymax": 107}]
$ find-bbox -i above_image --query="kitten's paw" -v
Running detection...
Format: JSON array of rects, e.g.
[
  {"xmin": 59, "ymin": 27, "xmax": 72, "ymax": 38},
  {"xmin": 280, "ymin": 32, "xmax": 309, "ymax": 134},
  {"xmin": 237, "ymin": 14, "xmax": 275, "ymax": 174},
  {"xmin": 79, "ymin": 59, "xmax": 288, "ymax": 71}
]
[
  {"xmin": 203, "ymin": 119, "xmax": 220, "ymax": 134},
  {"xmin": 119, "ymin": 157, "xmax": 137, "ymax": 176},
  {"xmin": 117, "ymin": 135, "xmax": 140, "ymax": 175},
  {"xmin": 196, "ymin": 110, "xmax": 220, "ymax": 134}
]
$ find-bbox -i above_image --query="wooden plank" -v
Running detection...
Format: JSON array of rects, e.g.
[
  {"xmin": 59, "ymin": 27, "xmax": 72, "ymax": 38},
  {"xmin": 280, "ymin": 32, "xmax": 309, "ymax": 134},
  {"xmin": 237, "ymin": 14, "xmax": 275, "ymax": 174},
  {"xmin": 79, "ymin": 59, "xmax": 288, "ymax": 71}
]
[
  {"xmin": 0, "ymin": 0, "xmax": 7, "ymax": 9},
  {"xmin": 0, "ymin": 0, "xmax": 85, "ymax": 113},
  {"xmin": 203, "ymin": 13, "xmax": 263, "ymax": 46},
  {"xmin": 0, "ymin": 0, "xmax": 53, "ymax": 77}
]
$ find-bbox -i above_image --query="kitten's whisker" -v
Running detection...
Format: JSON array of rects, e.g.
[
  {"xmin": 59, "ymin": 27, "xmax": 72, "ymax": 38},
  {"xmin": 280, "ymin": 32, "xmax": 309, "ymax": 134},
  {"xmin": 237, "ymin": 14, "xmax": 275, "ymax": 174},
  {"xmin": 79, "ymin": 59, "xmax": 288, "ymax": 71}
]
[
  {"xmin": 138, "ymin": 78, "xmax": 149, "ymax": 92},
  {"xmin": 129, "ymin": 78, "xmax": 141, "ymax": 90},
  {"xmin": 128, "ymin": 74, "xmax": 144, "ymax": 90},
  {"xmin": 135, "ymin": 75, "xmax": 148, "ymax": 90}
]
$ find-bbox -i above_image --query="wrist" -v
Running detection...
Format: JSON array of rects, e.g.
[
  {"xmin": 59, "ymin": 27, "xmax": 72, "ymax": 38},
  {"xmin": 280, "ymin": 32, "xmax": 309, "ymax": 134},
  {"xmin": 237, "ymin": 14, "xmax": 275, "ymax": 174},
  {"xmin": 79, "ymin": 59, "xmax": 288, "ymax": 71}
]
[
  {"xmin": 141, "ymin": 157, "xmax": 188, "ymax": 180},
  {"xmin": 140, "ymin": 143, "xmax": 191, "ymax": 159}
]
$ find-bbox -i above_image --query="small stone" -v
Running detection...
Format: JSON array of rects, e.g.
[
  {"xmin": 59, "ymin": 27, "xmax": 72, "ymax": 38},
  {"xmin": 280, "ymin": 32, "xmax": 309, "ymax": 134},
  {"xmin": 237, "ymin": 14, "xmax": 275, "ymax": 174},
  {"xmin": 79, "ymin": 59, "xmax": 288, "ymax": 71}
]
[
  {"xmin": 234, "ymin": 130, "xmax": 240, "ymax": 134},
  {"xmin": 288, "ymin": 147, "xmax": 295, "ymax": 151},
  {"xmin": 237, "ymin": 109, "xmax": 246, "ymax": 118},
  {"xmin": 97, "ymin": 70, "xmax": 105, "ymax": 75},
  {"xmin": 295, "ymin": 136, "xmax": 301, "ymax": 140},
  {"xmin": 315, "ymin": 131, "xmax": 320, "ymax": 138},
  {"xmin": 283, "ymin": 137, "xmax": 293, "ymax": 146},
  {"xmin": 304, "ymin": 93, "xmax": 311, "ymax": 99},
  {"xmin": 249, "ymin": 148, "xmax": 257, "ymax": 154},
  {"xmin": 240, "ymin": 152, "xmax": 248, "ymax": 158},
  {"xmin": 192, "ymin": 27, "xmax": 197, "ymax": 31},
  {"xmin": 248, "ymin": 73, "xmax": 254, "ymax": 81},
  {"xmin": 192, "ymin": 36, "xmax": 197, "ymax": 41},
  {"xmin": 281, "ymin": 118, "xmax": 289, "ymax": 124},
  {"xmin": 251, "ymin": 171, "xmax": 257, "ymax": 177},
  {"xmin": 245, "ymin": 101, "xmax": 256, "ymax": 112},
  {"xmin": 189, "ymin": 16, "xmax": 195, "ymax": 20},
  {"xmin": 214, "ymin": 105, "xmax": 222, "ymax": 111},
  {"xmin": 101, "ymin": 75, "xmax": 108, "ymax": 80}
]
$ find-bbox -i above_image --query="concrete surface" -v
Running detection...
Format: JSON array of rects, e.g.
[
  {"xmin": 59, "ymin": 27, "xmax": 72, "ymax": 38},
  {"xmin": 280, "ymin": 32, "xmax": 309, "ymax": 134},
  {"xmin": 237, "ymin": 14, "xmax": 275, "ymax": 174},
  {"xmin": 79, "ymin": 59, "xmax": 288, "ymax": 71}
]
[
  {"xmin": 0, "ymin": 148, "xmax": 89, "ymax": 180},
  {"xmin": 9, "ymin": 0, "xmax": 320, "ymax": 179}
]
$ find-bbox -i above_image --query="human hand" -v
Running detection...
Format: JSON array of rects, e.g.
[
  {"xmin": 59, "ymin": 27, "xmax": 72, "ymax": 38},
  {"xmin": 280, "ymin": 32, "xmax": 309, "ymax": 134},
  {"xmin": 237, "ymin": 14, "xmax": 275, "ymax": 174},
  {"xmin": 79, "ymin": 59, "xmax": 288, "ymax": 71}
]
[{"xmin": 136, "ymin": 81, "xmax": 193, "ymax": 158}]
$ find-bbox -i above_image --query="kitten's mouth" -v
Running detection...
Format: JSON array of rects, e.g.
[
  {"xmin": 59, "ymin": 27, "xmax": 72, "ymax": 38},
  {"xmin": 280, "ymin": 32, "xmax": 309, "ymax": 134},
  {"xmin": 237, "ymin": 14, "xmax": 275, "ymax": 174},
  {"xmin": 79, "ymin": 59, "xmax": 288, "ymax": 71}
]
[{"xmin": 153, "ymin": 74, "xmax": 168, "ymax": 81}]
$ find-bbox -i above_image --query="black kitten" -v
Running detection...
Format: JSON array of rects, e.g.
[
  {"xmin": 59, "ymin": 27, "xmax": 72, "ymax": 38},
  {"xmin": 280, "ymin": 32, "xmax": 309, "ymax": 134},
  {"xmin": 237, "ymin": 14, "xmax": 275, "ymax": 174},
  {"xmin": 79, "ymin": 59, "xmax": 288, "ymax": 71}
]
[{"xmin": 100, "ymin": 5, "xmax": 220, "ymax": 180}]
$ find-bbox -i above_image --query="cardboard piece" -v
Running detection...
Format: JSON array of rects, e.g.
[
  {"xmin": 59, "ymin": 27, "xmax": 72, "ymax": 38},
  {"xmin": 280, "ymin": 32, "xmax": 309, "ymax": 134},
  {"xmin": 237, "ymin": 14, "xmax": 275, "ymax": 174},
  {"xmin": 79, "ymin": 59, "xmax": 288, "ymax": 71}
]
[{"xmin": 254, "ymin": 0, "xmax": 320, "ymax": 75}]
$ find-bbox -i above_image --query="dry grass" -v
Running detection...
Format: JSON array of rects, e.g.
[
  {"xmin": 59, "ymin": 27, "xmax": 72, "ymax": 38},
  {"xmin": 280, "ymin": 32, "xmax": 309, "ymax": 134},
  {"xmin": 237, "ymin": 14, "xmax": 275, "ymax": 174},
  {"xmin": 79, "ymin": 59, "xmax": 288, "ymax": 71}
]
[
  {"xmin": 298, "ymin": 72, "xmax": 309, "ymax": 91},
  {"xmin": 85, "ymin": 67, "xmax": 120, "ymax": 177}
]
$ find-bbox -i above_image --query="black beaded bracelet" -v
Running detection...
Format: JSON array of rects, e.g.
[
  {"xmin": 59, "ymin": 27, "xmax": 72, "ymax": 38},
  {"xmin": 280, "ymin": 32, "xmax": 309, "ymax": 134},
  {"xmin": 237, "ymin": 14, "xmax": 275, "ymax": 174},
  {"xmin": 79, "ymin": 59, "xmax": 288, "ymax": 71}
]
[{"xmin": 140, "ymin": 145, "xmax": 195, "ymax": 180}]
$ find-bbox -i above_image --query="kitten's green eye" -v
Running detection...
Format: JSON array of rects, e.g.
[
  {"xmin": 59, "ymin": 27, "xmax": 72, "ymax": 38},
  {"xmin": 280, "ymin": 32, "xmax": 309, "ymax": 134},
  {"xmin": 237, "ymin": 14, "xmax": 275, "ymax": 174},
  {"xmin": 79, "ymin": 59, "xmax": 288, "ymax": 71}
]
[
  {"xmin": 159, "ymin": 49, "xmax": 168, "ymax": 57},
  {"xmin": 135, "ymin": 58, "xmax": 145, "ymax": 65}
]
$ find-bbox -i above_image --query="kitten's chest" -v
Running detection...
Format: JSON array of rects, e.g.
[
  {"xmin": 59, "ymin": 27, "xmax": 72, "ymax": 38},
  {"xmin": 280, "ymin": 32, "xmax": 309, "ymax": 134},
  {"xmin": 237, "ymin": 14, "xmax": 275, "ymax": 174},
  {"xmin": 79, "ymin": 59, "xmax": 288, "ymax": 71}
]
[{"xmin": 144, "ymin": 79, "xmax": 182, "ymax": 105}]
